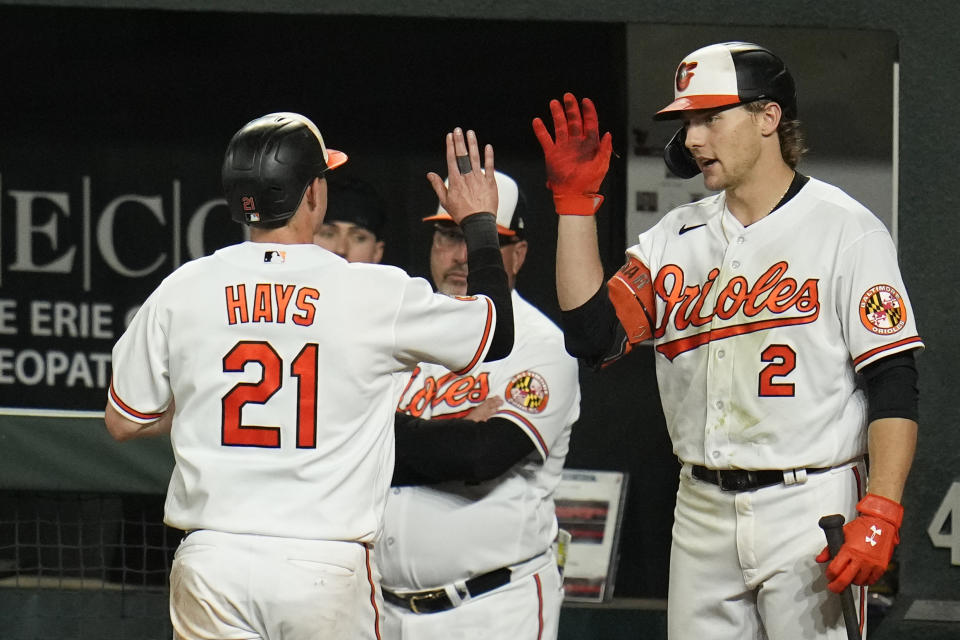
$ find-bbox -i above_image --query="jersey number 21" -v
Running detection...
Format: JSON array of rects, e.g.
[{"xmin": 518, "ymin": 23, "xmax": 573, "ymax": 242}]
[{"xmin": 221, "ymin": 340, "xmax": 318, "ymax": 448}]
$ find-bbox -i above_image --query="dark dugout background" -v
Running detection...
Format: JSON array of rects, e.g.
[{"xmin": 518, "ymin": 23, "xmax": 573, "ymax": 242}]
[
  {"xmin": 0, "ymin": 7, "xmax": 630, "ymax": 411},
  {"xmin": 0, "ymin": 5, "xmax": 676, "ymax": 599},
  {"xmin": 0, "ymin": 1, "xmax": 958, "ymax": 637}
]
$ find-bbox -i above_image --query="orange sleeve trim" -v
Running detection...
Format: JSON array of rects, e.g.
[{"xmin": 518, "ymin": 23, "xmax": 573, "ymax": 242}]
[
  {"xmin": 109, "ymin": 380, "xmax": 164, "ymax": 421},
  {"xmin": 497, "ymin": 409, "xmax": 549, "ymax": 458},
  {"xmin": 453, "ymin": 297, "xmax": 494, "ymax": 375},
  {"xmin": 852, "ymin": 336, "xmax": 924, "ymax": 367}
]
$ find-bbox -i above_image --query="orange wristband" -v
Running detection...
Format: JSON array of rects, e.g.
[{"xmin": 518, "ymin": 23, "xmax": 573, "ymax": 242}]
[{"xmin": 553, "ymin": 193, "xmax": 605, "ymax": 216}]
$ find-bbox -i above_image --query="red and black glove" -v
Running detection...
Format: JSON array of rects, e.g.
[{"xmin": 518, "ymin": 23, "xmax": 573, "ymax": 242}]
[
  {"xmin": 532, "ymin": 92, "xmax": 613, "ymax": 216},
  {"xmin": 816, "ymin": 493, "xmax": 904, "ymax": 593}
]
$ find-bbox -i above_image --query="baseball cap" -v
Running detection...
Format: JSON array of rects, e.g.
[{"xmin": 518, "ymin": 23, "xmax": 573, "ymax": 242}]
[
  {"xmin": 324, "ymin": 178, "xmax": 386, "ymax": 239},
  {"xmin": 653, "ymin": 42, "xmax": 797, "ymax": 121},
  {"xmin": 422, "ymin": 170, "xmax": 527, "ymax": 238}
]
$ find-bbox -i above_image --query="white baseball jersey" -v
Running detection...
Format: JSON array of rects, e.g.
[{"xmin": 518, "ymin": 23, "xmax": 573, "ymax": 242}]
[
  {"xmin": 378, "ymin": 291, "xmax": 580, "ymax": 590},
  {"xmin": 625, "ymin": 177, "xmax": 922, "ymax": 469},
  {"xmin": 108, "ymin": 241, "xmax": 498, "ymax": 543}
]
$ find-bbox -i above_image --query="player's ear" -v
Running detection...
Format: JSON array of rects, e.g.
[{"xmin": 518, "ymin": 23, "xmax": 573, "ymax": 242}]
[
  {"xmin": 373, "ymin": 240, "xmax": 385, "ymax": 264},
  {"xmin": 759, "ymin": 101, "xmax": 782, "ymax": 136},
  {"xmin": 511, "ymin": 240, "xmax": 528, "ymax": 274},
  {"xmin": 305, "ymin": 177, "xmax": 327, "ymax": 212}
]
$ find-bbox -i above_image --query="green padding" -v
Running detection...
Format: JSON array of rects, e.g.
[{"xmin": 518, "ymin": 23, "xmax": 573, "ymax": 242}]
[
  {"xmin": 0, "ymin": 589, "xmax": 171, "ymax": 640},
  {"xmin": 559, "ymin": 605, "xmax": 667, "ymax": 640},
  {"xmin": 0, "ymin": 416, "xmax": 173, "ymax": 494}
]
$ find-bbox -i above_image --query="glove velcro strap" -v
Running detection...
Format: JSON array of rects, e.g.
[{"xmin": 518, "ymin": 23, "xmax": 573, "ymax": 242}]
[
  {"xmin": 857, "ymin": 493, "xmax": 904, "ymax": 528},
  {"xmin": 553, "ymin": 193, "xmax": 604, "ymax": 216}
]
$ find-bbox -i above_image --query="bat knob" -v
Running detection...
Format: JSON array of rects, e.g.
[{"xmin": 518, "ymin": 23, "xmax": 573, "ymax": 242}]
[{"xmin": 819, "ymin": 514, "xmax": 847, "ymax": 557}]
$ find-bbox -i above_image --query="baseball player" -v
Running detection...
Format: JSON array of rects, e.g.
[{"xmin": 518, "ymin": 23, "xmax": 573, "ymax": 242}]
[
  {"xmin": 533, "ymin": 42, "xmax": 923, "ymax": 639},
  {"xmin": 377, "ymin": 170, "xmax": 581, "ymax": 640},
  {"xmin": 103, "ymin": 113, "xmax": 515, "ymax": 640},
  {"xmin": 313, "ymin": 176, "xmax": 386, "ymax": 263}
]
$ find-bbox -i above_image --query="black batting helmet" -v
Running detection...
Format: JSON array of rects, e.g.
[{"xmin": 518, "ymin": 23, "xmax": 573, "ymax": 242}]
[
  {"xmin": 655, "ymin": 42, "xmax": 797, "ymax": 178},
  {"xmin": 222, "ymin": 112, "xmax": 348, "ymax": 226}
]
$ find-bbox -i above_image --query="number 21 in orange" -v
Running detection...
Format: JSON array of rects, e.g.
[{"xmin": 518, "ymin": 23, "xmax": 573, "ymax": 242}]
[{"xmin": 221, "ymin": 341, "xmax": 319, "ymax": 448}]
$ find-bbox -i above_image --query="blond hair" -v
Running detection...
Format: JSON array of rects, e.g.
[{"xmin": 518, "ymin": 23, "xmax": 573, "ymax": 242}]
[{"xmin": 745, "ymin": 100, "xmax": 808, "ymax": 168}]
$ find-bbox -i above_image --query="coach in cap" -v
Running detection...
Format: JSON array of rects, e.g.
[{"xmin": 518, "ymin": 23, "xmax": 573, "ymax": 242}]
[{"xmin": 378, "ymin": 170, "xmax": 581, "ymax": 640}]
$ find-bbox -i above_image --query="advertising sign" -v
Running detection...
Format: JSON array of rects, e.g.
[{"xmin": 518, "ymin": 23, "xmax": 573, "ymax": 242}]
[{"xmin": 0, "ymin": 166, "xmax": 242, "ymax": 416}]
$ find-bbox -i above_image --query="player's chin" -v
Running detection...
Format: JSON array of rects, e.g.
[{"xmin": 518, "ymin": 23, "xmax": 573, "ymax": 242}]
[
  {"xmin": 440, "ymin": 274, "xmax": 468, "ymax": 296},
  {"xmin": 701, "ymin": 171, "xmax": 725, "ymax": 191}
]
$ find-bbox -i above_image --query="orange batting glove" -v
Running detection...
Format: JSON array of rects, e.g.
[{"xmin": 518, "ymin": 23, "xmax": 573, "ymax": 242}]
[
  {"xmin": 532, "ymin": 92, "xmax": 613, "ymax": 215},
  {"xmin": 816, "ymin": 493, "xmax": 904, "ymax": 593}
]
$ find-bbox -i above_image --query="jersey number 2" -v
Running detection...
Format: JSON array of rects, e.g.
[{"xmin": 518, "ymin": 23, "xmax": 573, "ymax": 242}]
[
  {"xmin": 221, "ymin": 341, "xmax": 318, "ymax": 448},
  {"xmin": 759, "ymin": 344, "xmax": 796, "ymax": 397}
]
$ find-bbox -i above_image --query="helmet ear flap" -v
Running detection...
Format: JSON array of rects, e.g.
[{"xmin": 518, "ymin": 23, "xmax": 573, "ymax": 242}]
[{"xmin": 664, "ymin": 127, "xmax": 701, "ymax": 179}]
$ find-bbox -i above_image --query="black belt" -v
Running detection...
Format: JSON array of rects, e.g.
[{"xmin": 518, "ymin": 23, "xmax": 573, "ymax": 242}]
[
  {"xmin": 382, "ymin": 566, "xmax": 511, "ymax": 614},
  {"xmin": 692, "ymin": 464, "xmax": 831, "ymax": 491}
]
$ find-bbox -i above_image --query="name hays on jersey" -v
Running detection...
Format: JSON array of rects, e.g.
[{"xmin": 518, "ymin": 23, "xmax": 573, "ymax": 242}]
[{"xmin": 224, "ymin": 283, "xmax": 319, "ymax": 326}]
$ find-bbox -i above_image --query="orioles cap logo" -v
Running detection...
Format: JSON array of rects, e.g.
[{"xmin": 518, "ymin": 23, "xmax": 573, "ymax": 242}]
[{"xmin": 676, "ymin": 61, "xmax": 698, "ymax": 92}]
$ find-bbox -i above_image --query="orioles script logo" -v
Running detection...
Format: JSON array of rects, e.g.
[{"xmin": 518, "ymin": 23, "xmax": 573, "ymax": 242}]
[
  {"xmin": 398, "ymin": 368, "xmax": 490, "ymax": 418},
  {"xmin": 654, "ymin": 261, "xmax": 820, "ymax": 361}
]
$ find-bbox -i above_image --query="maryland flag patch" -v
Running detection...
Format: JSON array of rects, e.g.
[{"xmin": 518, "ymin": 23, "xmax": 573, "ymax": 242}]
[
  {"xmin": 506, "ymin": 370, "xmax": 549, "ymax": 414},
  {"xmin": 859, "ymin": 284, "xmax": 907, "ymax": 335}
]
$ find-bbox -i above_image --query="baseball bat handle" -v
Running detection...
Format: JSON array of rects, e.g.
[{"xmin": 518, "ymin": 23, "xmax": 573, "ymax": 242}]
[{"xmin": 818, "ymin": 514, "xmax": 862, "ymax": 640}]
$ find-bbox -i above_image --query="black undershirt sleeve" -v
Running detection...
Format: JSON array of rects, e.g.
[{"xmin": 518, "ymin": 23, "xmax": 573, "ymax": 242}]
[
  {"xmin": 391, "ymin": 411, "xmax": 536, "ymax": 486},
  {"xmin": 461, "ymin": 212, "xmax": 514, "ymax": 361},
  {"xmin": 861, "ymin": 350, "xmax": 919, "ymax": 423},
  {"xmin": 560, "ymin": 284, "xmax": 627, "ymax": 369}
]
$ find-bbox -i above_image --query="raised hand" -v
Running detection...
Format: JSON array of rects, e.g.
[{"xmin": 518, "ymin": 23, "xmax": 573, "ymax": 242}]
[
  {"xmin": 427, "ymin": 128, "xmax": 498, "ymax": 225},
  {"xmin": 532, "ymin": 92, "xmax": 613, "ymax": 215}
]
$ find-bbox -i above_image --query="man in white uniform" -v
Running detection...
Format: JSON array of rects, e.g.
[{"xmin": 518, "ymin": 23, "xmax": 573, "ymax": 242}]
[
  {"xmin": 104, "ymin": 113, "xmax": 514, "ymax": 640},
  {"xmin": 533, "ymin": 42, "xmax": 922, "ymax": 639},
  {"xmin": 378, "ymin": 171, "xmax": 581, "ymax": 640}
]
